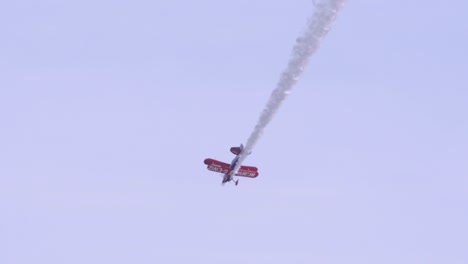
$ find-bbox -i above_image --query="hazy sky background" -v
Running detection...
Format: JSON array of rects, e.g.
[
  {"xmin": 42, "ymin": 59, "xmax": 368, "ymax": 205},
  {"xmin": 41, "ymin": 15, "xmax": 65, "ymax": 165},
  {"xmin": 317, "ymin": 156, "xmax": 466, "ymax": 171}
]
[{"xmin": 1, "ymin": 0, "xmax": 467, "ymax": 263}]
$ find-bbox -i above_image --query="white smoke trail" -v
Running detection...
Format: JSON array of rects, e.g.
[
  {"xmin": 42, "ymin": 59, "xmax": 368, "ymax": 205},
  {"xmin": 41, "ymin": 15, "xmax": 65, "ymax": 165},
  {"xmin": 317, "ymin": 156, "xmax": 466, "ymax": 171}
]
[{"xmin": 233, "ymin": 0, "xmax": 346, "ymax": 174}]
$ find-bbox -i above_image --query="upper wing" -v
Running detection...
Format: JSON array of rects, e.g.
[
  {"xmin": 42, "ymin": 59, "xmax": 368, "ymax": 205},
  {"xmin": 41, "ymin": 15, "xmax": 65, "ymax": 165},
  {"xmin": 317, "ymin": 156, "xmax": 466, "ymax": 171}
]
[
  {"xmin": 235, "ymin": 165, "xmax": 259, "ymax": 178},
  {"xmin": 204, "ymin": 158, "xmax": 230, "ymax": 174},
  {"xmin": 204, "ymin": 158, "xmax": 230, "ymax": 168},
  {"xmin": 204, "ymin": 158, "xmax": 259, "ymax": 177},
  {"xmin": 239, "ymin": 165, "xmax": 258, "ymax": 171}
]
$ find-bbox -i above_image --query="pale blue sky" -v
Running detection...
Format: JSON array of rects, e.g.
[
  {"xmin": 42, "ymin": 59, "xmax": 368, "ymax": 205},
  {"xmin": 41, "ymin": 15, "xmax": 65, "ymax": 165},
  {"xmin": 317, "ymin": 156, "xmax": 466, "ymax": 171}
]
[{"xmin": 1, "ymin": 1, "xmax": 467, "ymax": 263}]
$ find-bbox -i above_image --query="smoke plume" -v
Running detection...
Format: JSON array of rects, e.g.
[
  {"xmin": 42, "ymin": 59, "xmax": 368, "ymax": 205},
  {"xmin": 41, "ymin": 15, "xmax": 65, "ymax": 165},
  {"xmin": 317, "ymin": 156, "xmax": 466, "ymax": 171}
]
[{"xmin": 233, "ymin": 0, "xmax": 346, "ymax": 174}]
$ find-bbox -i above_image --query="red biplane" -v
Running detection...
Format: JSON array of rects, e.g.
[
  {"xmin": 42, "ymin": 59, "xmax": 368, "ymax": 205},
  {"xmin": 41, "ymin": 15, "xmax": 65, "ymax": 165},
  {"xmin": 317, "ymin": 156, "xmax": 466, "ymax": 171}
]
[{"xmin": 204, "ymin": 144, "xmax": 259, "ymax": 185}]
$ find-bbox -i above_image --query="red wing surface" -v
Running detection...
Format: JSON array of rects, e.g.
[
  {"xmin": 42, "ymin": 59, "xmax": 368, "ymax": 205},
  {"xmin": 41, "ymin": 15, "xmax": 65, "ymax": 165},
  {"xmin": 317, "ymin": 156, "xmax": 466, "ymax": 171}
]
[
  {"xmin": 239, "ymin": 165, "xmax": 258, "ymax": 171},
  {"xmin": 204, "ymin": 158, "xmax": 230, "ymax": 174},
  {"xmin": 204, "ymin": 158, "xmax": 259, "ymax": 177},
  {"xmin": 235, "ymin": 165, "xmax": 259, "ymax": 178},
  {"xmin": 204, "ymin": 158, "xmax": 230, "ymax": 168}
]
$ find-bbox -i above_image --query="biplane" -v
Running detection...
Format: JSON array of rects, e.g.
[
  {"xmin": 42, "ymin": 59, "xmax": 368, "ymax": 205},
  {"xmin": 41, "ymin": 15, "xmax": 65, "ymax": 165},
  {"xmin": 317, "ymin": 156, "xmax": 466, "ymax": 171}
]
[{"xmin": 203, "ymin": 144, "xmax": 259, "ymax": 185}]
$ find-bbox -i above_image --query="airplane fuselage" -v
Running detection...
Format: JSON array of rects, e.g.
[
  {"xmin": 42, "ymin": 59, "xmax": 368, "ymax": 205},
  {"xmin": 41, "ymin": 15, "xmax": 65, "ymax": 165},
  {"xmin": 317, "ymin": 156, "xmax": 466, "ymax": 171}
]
[
  {"xmin": 230, "ymin": 155, "xmax": 239, "ymax": 170},
  {"xmin": 223, "ymin": 155, "xmax": 240, "ymax": 183}
]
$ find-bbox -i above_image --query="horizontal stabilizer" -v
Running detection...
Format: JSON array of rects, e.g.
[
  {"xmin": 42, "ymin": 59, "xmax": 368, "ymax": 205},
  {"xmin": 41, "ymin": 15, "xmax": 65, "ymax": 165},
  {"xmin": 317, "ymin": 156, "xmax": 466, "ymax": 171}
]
[{"xmin": 230, "ymin": 147, "xmax": 241, "ymax": 155}]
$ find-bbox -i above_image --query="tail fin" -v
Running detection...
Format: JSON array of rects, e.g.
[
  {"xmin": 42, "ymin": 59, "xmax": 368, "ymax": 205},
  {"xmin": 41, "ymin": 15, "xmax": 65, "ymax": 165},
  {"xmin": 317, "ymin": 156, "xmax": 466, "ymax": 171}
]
[
  {"xmin": 230, "ymin": 143, "xmax": 251, "ymax": 155},
  {"xmin": 230, "ymin": 143, "xmax": 243, "ymax": 155}
]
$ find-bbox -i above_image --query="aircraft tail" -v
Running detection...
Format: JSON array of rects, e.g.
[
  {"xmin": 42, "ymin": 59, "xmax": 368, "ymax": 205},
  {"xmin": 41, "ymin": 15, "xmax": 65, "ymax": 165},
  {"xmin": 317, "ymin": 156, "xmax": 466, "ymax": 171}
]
[
  {"xmin": 230, "ymin": 143, "xmax": 244, "ymax": 155},
  {"xmin": 230, "ymin": 143, "xmax": 252, "ymax": 155}
]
